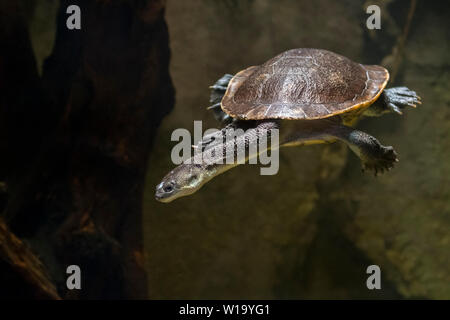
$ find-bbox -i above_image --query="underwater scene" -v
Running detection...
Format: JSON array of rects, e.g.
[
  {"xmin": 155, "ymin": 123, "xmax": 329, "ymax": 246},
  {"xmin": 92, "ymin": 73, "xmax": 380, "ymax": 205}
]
[{"xmin": 0, "ymin": 0, "xmax": 448, "ymax": 301}]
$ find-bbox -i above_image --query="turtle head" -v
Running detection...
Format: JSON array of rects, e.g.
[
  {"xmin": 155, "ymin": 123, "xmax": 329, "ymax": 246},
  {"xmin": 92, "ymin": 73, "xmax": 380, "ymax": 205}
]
[{"xmin": 155, "ymin": 163, "xmax": 211, "ymax": 203}]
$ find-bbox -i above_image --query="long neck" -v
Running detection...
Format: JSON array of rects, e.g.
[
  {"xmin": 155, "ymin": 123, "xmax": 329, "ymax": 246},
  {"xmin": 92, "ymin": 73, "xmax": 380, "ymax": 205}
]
[{"xmin": 187, "ymin": 120, "xmax": 280, "ymax": 180}]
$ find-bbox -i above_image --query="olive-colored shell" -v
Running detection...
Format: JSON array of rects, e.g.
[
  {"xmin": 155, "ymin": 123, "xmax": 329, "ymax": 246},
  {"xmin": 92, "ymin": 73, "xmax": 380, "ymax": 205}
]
[{"xmin": 221, "ymin": 48, "xmax": 389, "ymax": 120}]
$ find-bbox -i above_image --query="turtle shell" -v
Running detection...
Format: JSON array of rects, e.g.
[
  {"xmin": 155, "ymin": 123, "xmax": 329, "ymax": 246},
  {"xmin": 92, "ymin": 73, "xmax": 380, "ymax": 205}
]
[{"xmin": 221, "ymin": 48, "xmax": 389, "ymax": 120}]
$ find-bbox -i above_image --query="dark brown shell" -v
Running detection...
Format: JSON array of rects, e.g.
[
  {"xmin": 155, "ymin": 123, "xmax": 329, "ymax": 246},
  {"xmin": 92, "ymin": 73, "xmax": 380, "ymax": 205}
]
[{"xmin": 221, "ymin": 48, "xmax": 389, "ymax": 120}]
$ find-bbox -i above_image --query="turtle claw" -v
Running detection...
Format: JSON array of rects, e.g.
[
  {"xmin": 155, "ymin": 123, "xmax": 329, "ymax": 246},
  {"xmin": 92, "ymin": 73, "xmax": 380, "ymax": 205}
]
[
  {"xmin": 362, "ymin": 145, "xmax": 398, "ymax": 176},
  {"xmin": 207, "ymin": 102, "xmax": 221, "ymax": 110},
  {"xmin": 384, "ymin": 87, "xmax": 421, "ymax": 115},
  {"xmin": 388, "ymin": 103, "xmax": 403, "ymax": 115}
]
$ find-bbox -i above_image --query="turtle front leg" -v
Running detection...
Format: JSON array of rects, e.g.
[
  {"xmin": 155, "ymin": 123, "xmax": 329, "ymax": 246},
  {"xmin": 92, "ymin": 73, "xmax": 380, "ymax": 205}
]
[
  {"xmin": 208, "ymin": 74, "xmax": 234, "ymax": 124},
  {"xmin": 328, "ymin": 125, "xmax": 398, "ymax": 175},
  {"xmin": 345, "ymin": 130, "xmax": 398, "ymax": 175},
  {"xmin": 364, "ymin": 87, "xmax": 421, "ymax": 117},
  {"xmin": 284, "ymin": 121, "xmax": 398, "ymax": 175}
]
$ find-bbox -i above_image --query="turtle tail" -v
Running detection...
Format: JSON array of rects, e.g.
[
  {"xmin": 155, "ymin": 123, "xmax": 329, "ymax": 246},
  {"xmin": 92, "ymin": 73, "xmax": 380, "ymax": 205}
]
[{"xmin": 208, "ymin": 74, "xmax": 234, "ymax": 124}]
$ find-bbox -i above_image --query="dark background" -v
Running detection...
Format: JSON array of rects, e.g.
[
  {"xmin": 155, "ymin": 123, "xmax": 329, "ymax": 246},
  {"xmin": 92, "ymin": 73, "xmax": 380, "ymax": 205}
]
[{"xmin": 0, "ymin": 0, "xmax": 449, "ymax": 299}]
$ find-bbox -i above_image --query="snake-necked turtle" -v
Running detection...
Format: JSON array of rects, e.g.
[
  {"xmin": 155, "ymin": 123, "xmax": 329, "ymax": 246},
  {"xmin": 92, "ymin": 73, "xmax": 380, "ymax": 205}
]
[{"xmin": 156, "ymin": 48, "xmax": 420, "ymax": 203}]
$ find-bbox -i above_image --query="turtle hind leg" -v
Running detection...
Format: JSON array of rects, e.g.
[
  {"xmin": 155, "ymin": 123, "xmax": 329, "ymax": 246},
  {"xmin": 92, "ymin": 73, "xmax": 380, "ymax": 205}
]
[
  {"xmin": 209, "ymin": 74, "xmax": 234, "ymax": 124},
  {"xmin": 364, "ymin": 86, "xmax": 421, "ymax": 117}
]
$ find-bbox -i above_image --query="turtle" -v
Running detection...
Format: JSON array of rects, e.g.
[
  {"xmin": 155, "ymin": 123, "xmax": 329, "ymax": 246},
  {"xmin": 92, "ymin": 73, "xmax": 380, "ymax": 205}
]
[{"xmin": 155, "ymin": 48, "xmax": 420, "ymax": 203}]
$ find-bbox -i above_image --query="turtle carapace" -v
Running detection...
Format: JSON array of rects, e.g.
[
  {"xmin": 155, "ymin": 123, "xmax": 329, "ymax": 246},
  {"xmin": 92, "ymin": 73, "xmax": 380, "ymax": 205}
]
[{"xmin": 156, "ymin": 48, "xmax": 421, "ymax": 203}]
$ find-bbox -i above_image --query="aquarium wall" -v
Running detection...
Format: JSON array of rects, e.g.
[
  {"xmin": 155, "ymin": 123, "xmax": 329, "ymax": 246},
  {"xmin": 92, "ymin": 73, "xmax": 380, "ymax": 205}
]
[
  {"xmin": 0, "ymin": 0, "xmax": 448, "ymax": 299},
  {"xmin": 145, "ymin": 0, "xmax": 449, "ymax": 299}
]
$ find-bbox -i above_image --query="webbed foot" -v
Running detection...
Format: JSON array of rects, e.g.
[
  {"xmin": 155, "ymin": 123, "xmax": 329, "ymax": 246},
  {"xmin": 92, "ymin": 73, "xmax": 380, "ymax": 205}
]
[
  {"xmin": 383, "ymin": 86, "xmax": 421, "ymax": 115},
  {"xmin": 362, "ymin": 144, "xmax": 398, "ymax": 176},
  {"xmin": 209, "ymin": 74, "xmax": 233, "ymax": 92},
  {"xmin": 208, "ymin": 74, "xmax": 234, "ymax": 124}
]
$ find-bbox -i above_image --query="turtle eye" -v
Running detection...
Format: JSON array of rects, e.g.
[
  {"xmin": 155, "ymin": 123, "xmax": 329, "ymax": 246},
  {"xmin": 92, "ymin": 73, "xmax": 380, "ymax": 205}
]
[{"xmin": 163, "ymin": 182, "xmax": 174, "ymax": 193}]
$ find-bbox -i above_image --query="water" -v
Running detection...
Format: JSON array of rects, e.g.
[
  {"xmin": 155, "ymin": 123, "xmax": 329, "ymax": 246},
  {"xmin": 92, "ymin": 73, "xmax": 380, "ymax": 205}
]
[{"xmin": 144, "ymin": 0, "xmax": 449, "ymax": 299}]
